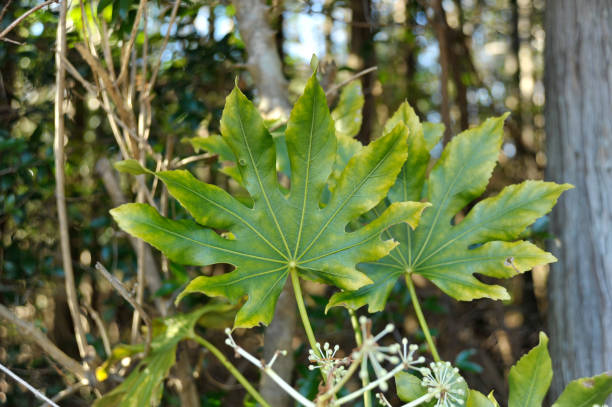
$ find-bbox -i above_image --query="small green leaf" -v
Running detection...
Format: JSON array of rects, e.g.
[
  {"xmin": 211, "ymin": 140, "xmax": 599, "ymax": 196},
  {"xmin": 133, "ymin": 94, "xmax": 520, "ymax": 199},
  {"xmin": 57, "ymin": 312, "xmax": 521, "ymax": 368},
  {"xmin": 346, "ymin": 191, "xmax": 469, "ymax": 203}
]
[
  {"xmin": 395, "ymin": 372, "xmax": 428, "ymax": 402},
  {"xmin": 552, "ymin": 372, "xmax": 612, "ymax": 407},
  {"xmin": 455, "ymin": 349, "xmax": 483, "ymax": 374},
  {"xmin": 183, "ymin": 135, "xmax": 236, "ymax": 161},
  {"xmin": 466, "ymin": 390, "xmax": 496, "ymax": 407},
  {"xmin": 93, "ymin": 307, "xmax": 210, "ymax": 407},
  {"xmin": 113, "ymin": 159, "xmax": 149, "ymax": 175},
  {"xmin": 508, "ymin": 332, "xmax": 553, "ymax": 407},
  {"xmin": 422, "ymin": 122, "xmax": 445, "ymax": 150},
  {"xmin": 332, "ymin": 81, "xmax": 364, "ymax": 140}
]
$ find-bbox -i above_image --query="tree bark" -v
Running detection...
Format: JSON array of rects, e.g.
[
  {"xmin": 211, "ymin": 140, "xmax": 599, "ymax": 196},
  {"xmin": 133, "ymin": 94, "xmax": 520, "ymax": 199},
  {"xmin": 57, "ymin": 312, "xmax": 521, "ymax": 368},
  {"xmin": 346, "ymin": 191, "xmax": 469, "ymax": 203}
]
[
  {"xmin": 234, "ymin": 0, "xmax": 291, "ymax": 116},
  {"xmin": 431, "ymin": 0, "xmax": 452, "ymax": 143},
  {"xmin": 545, "ymin": 0, "xmax": 612, "ymax": 399},
  {"xmin": 233, "ymin": 2, "xmax": 296, "ymax": 405},
  {"xmin": 350, "ymin": 0, "xmax": 376, "ymax": 145}
]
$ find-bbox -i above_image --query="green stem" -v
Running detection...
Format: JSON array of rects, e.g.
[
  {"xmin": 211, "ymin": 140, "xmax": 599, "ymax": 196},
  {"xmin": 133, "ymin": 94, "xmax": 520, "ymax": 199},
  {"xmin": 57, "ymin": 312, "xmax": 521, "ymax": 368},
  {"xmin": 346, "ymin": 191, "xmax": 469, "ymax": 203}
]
[
  {"xmin": 290, "ymin": 267, "xmax": 318, "ymax": 355},
  {"xmin": 290, "ymin": 267, "xmax": 328, "ymax": 385},
  {"xmin": 192, "ymin": 334, "xmax": 272, "ymax": 407},
  {"xmin": 405, "ymin": 274, "xmax": 441, "ymax": 362},
  {"xmin": 349, "ymin": 309, "xmax": 362, "ymax": 346},
  {"xmin": 349, "ymin": 310, "xmax": 371, "ymax": 407}
]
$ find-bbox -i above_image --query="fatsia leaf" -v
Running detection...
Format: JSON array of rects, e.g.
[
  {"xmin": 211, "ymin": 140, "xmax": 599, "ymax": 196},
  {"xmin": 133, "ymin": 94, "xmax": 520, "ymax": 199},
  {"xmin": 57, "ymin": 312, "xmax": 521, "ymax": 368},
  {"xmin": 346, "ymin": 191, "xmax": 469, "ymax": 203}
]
[
  {"xmin": 328, "ymin": 108, "xmax": 571, "ymax": 312},
  {"xmin": 466, "ymin": 390, "xmax": 497, "ymax": 407},
  {"xmin": 93, "ymin": 307, "xmax": 211, "ymax": 407},
  {"xmin": 183, "ymin": 134, "xmax": 236, "ymax": 161},
  {"xmin": 332, "ymin": 81, "xmax": 364, "ymax": 140},
  {"xmin": 113, "ymin": 159, "xmax": 148, "ymax": 175},
  {"xmin": 552, "ymin": 372, "xmax": 612, "ymax": 407},
  {"xmin": 508, "ymin": 332, "xmax": 552, "ymax": 407},
  {"xmin": 111, "ymin": 74, "xmax": 428, "ymax": 328},
  {"xmin": 395, "ymin": 372, "xmax": 428, "ymax": 403}
]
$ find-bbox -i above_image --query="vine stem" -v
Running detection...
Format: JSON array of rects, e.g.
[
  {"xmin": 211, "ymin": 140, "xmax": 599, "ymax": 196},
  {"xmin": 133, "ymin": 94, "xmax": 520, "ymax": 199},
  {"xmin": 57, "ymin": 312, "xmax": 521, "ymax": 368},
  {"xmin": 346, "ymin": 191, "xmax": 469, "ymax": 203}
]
[
  {"xmin": 290, "ymin": 267, "xmax": 319, "ymax": 356},
  {"xmin": 191, "ymin": 334, "xmax": 271, "ymax": 407},
  {"xmin": 405, "ymin": 274, "xmax": 441, "ymax": 362},
  {"xmin": 349, "ymin": 310, "xmax": 372, "ymax": 407}
]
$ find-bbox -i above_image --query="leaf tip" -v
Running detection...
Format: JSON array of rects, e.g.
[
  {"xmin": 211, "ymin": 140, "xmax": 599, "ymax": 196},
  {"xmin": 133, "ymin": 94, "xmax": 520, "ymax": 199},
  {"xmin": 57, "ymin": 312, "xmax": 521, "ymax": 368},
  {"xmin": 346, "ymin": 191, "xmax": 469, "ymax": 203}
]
[
  {"xmin": 538, "ymin": 331, "xmax": 549, "ymax": 346},
  {"xmin": 113, "ymin": 159, "xmax": 150, "ymax": 175}
]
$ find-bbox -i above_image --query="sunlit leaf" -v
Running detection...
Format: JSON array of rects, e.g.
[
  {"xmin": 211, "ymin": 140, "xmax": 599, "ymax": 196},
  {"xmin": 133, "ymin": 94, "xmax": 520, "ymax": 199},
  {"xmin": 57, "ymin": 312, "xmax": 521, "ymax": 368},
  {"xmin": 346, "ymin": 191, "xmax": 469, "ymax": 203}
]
[
  {"xmin": 329, "ymin": 105, "xmax": 571, "ymax": 311},
  {"xmin": 113, "ymin": 159, "xmax": 148, "ymax": 175},
  {"xmin": 111, "ymin": 74, "xmax": 427, "ymax": 328},
  {"xmin": 508, "ymin": 332, "xmax": 552, "ymax": 407},
  {"xmin": 395, "ymin": 372, "xmax": 427, "ymax": 403},
  {"xmin": 466, "ymin": 389, "xmax": 496, "ymax": 407},
  {"xmin": 552, "ymin": 372, "xmax": 612, "ymax": 407}
]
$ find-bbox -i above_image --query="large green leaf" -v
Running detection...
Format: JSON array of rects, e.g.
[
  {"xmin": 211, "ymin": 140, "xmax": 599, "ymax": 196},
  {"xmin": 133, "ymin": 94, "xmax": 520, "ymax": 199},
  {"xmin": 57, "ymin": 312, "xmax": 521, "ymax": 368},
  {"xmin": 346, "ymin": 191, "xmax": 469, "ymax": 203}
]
[
  {"xmin": 328, "ymin": 106, "xmax": 571, "ymax": 311},
  {"xmin": 508, "ymin": 332, "xmax": 552, "ymax": 407},
  {"xmin": 111, "ymin": 74, "xmax": 428, "ymax": 328},
  {"xmin": 552, "ymin": 372, "xmax": 612, "ymax": 407},
  {"xmin": 93, "ymin": 307, "xmax": 210, "ymax": 407}
]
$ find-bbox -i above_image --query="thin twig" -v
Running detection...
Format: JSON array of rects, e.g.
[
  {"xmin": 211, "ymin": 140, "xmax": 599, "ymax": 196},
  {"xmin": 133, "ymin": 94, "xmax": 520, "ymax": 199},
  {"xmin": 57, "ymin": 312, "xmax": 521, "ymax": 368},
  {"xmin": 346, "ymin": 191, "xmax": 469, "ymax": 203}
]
[
  {"xmin": 325, "ymin": 66, "xmax": 378, "ymax": 96},
  {"xmin": 0, "ymin": 0, "xmax": 13, "ymax": 23},
  {"xmin": 0, "ymin": 0, "xmax": 58, "ymax": 41},
  {"xmin": 0, "ymin": 362, "xmax": 59, "ymax": 407},
  {"xmin": 54, "ymin": 0, "xmax": 90, "ymax": 364},
  {"xmin": 43, "ymin": 382, "xmax": 88, "ymax": 406},
  {"xmin": 84, "ymin": 304, "xmax": 112, "ymax": 356},
  {"xmin": 95, "ymin": 262, "xmax": 152, "ymax": 356},
  {"xmin": 75, "ymin": 43, "xmax": 134, "ymax": 131},
  {"xmin": 115, "ymin": 0, "xmax": 148, "ymax": 84},
  {"xmin": 0, "ymin": 304, "xmax": 88, "ymax": 381},
  {"xmin": 146, "ymin": 0, "xmax": 181, "ymax": 93},
  {"xmin": 171, "ymin": 153, "xmax": 217, "ymax": 168}
]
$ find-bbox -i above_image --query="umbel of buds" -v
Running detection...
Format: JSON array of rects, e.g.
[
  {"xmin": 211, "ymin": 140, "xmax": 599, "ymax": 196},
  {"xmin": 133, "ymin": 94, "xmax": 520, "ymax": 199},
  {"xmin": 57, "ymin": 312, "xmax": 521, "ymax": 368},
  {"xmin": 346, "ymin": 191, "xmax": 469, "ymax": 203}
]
[
  {"xmin": 420, "ymin": 361, "xmax": 466, "ymax": 407},
  {"xmin": 223, "ymin": 319, "xmax": 465, "ymax": 407}
]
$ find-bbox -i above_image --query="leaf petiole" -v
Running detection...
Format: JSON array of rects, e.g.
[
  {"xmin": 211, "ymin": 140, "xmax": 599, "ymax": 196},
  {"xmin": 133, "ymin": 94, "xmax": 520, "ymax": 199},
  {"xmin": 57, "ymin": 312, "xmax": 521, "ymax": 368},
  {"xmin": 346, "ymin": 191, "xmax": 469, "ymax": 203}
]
[
  {"xmin": 289, "ymin": 266, "xmax": 329, "ymax": 384},
  {"xmin": 405, "ymin": 274, "xmax": 441, "ymax": 362},
  {"xmin": 349, "ymin": 309, "xmax": 372, "ymax": 407}
]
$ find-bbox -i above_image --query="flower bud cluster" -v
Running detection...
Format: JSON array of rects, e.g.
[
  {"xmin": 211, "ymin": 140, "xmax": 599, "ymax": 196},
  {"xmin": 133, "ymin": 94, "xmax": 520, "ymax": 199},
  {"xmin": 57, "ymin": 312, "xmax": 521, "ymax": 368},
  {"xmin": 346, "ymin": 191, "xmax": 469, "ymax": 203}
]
[{"xmin": 419, "ymin": 361, "xmax": 466, "ymax": 407}]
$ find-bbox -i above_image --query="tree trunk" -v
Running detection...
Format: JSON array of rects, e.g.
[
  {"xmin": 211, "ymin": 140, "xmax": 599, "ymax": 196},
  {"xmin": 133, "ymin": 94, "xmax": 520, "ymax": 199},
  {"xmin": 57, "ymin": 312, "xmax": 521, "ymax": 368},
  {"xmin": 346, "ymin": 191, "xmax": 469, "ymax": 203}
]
[
  {"xmin": 545, "ymin": 0, "xmax": 612, "ymax": 399},
  {"xmin": 431, "ymin": 0, "xmax": 452, "ymax": 143},
  {"xmin": 350, "ymin": 0, "xmax": 376, "ymax": 145}
]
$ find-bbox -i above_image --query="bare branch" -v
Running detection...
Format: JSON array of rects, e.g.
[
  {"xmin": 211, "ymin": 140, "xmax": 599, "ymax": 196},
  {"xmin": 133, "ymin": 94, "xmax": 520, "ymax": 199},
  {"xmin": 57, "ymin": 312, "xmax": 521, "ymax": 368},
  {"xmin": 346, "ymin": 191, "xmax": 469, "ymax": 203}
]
[
  {"xmin": 325, "ymin": 66, "xmax": 378, "ymax": 96},
  {"xmin": 0, "ymin": 362, "xmax": 59, "ymax": 407},
  {"xmin": 95, "ymin": 262, "xmax": 152, "ymax": 356},
  {"xmin": 0, "ymin": 304, "xmax": 88, "ymax": 381},
  {"xmin": 115, "ymin": 0, "xmax": 148, "ymax": 84},
  {"xmin": 0, "ymin": 0, "xmax": 14, "ymax": 24},
  {"xmin": 84, "ymin": 304, "xmax": 112, "ymax": 356},
  {"xmin": 0, "ymin": 0, "xmax": 58, "ymax": 42},
  {"xmin": 147, "ymin": 0, "xmax": 181, "ymax": 93},
  {"xmin": 43, "ymin": 382, "xmax": 88, "ymax": 406},
  {"xmin": 171, "ymin": 153, "xmax": 217, "ymax": 168},
  {"xmin": 54, "ymin": 0, "xmax": 90, "ymax": 364}
]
